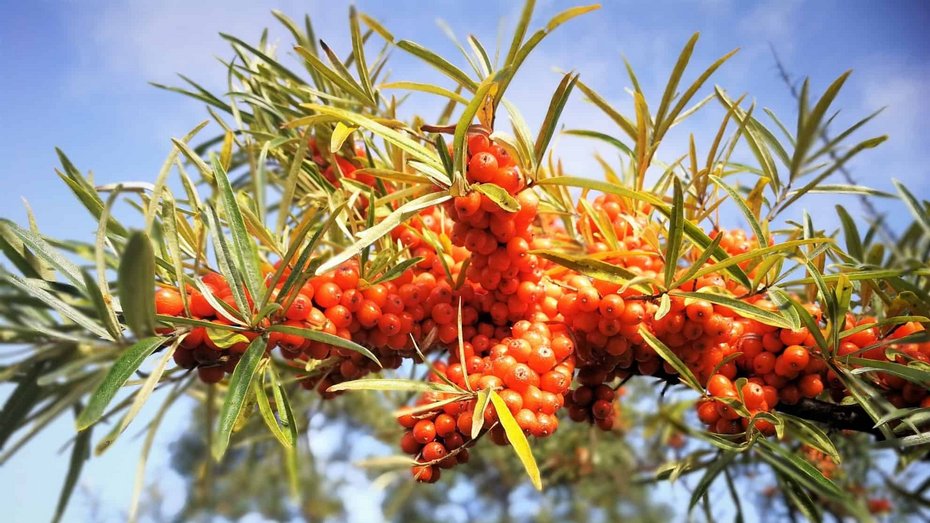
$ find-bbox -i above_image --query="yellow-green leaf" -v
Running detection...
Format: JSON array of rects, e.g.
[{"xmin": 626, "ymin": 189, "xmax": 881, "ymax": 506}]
[
  {"xmin": 472, "ymin": 183, "xmax": 520, "ymax": 213},
  {"xmin": 489, "ymin": 390, "xmax": 542, "ymax": 490}
]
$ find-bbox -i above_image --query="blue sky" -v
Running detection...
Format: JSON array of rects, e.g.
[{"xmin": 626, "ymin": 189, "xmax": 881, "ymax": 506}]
[{"xmin": 0, "ymin": 1, "xmax": 928, "ymax": 521}]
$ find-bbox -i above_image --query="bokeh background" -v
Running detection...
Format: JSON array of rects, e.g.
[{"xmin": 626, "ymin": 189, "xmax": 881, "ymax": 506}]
[{"xmin": 1, "ymin": 1, "xmax": 928, "ymax": 521}]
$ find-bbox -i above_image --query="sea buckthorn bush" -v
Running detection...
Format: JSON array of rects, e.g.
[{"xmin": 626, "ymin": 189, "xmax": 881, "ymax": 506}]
[{"xmin": 1, "ymin": 2, "xmax": 928, "ymax": 521}]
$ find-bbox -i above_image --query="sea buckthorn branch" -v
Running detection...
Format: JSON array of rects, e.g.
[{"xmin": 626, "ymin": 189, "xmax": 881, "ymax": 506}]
[
  {"xmin": 0, "ymin": 3, "xmax": 926, "ymax": 520},
  {"xmin": 146, "ymin": 130, "xmax": 927, "ymax": 487},
  {"xmin": 776, "ymin": 398, "xmax": 880, "ymax": 437}
]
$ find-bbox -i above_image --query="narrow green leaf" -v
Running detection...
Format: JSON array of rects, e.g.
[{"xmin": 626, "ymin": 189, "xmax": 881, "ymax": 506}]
[
  {"xmin": 274, "ymin": 204, "xmax": 345, "ymax": 308},
  {"xmin": 380, "ymin": 81, "xmax": 468, "ymax": 104},
  {"xmin": 545, "ymin": 4, "xmax": 601, "ymax": 32},
  {"xmin": 655, "ymin": 292, "xmax": 671, "ymax": 320},
  {"xmin": 640, "ymin": 326, "xmax": 703, "ymax": 391},
  {"xmin": 466, "ymin": 35, "xmax": 492, "ymax": 77},
  {"xmin": 316, "ymin": 191, "xmax": 451, "ymax": 274},
  {"xmin": 268, "ymin": 324, "xmax": 381, "ymax": 366},
  {"xmin": 253, "ymin": 379, "xmax": 293, "ymax": 449},
  {"xmin": 575, "ymin": 80, "xmax": 637, "ymax": 141},
  {"xmin": 304, "ymin": 104, "xmax": 443, "ymax": 170},
  {"xmin": 489, "ymin": 390, "xmax": 542, "ymax": 490},
  {"xmin": 536, "ymin": 176, "xmax": 664, "ymax": 207},
  {"xmin": 655, "ymin": 34, "xmax": 698, "ymax": 136},
  {"xmin": 563, "ymin": 129, "xmax": 633, "ymax": 156},
  {"xmin": 656, "ymin": 46, "xmax": 738, "ymax": 142},
  {"xmin": 53, "ymin": 419, "xmax": 92, "ymax": 523},
  {"xmin": 359, "ymin": 12, "xmax": 394, "ymax": 43},
  {"xmin": 54, "ymin": 149, "xmax": 129, "ymax": 237},
  {"xmin": 790, "ymin": 184, "xmax": 893, "ymax": 198},
  {"xmin": 212, "ymin": 334, "xmax": 269, "ymax": 460},
  {"xmin": 212, "ymin": 157, "xmax": 262, "ymax": 311},
  {"xmin": 778, "ymin": 135, "xmax": 887, "ymax": 213},
  {"xmin": 894, "ymin": 179, "xmax": 930, "ymax": 238},
  {"xmin": 710, "ymin": 175, "xmax": 766, "ymax": 248},
  {"xmin": 294, "ymin": 45, "xmax": 373, "ymax": 104},
  {"xmin": 790, "ymin": 71, "xmax": 852, "ymax": 181},
  {"xmin": 2, "ymin": 219, "xmax": 86, "ymax": 291},
  {"xmin": 847, "ymin": 357, "xmax": 930, "ymax": 385},
  {"xmin": 782, "ymin": 414, "xmax": 841, "ymax": 462},
  {"xmin": 530, "ymin": 250, "xmax": 652, "ymax": 292},
  {"xmin": 327, "ymin": 378, "xmax": 460, "ymax": 394},
  {"xmin": 471, "ymin": 388, "xmax": 491, "ymax": 439},
  {"xmin": 397, "ymin": 40, "xmax": 477, "ymax": 91},
  {"xmin": 221, "ymin": 33, "xmax": 304, "ymax": 85},
  {"xmin": 673, "ymin": 291, "xmax": 794, "ymax": 329},
  {"xmin": 534, "ymin": 72, "xmax": 579, "ymax": 168},
  {"xmin": 664, "ymin": 178, "xmax": 685, "ymax": 287},
  {"xmin": 330, "ymin": 122, "xmax": 357, "ymax": 154},
  {"xmin": 0, "ymin": 360, "xmax": 46, "ymax": 449},
  {"xmin": 372, "ymin": 257, "xmax": 424, "ymax": 285},
  {"xmin": 671, "ymin": 233, "xmax": 723, "ymax": 290},
  {"xmin": 118, "ymin": 231, "xmax": 157, "ymax": 339},
  {"xmin": 688, "ymin": 452, "xmax": 734, "ymax": 512},
  {"xmin": 756, "ymin": 438, "xmax": 845, "ymax": 499},
  {"xmin": 715, "ymin": 89, "xmax": 780, "ymax": 190},
  {"xmin": 835, "ymin": 205, "xmax": 864, "ymax": 260},
  {"xmin": 272, "ymin": 372, "xmax": 299, "ymax": 449},
  {"xmin": 144, "ymin": 120, "xmax": 209, "ymax": 232},
  {"xmin": 206, "ymin": 328, "xmax": 250, "ymax": 349},
  {"xmin": 675, "ymin": 238, "xmax": 829, "ymax": 289},
  {"xmin": 349, "ymin": 6, "xmax": 375, "ymax": 101},
  {"xmin": 77, "ymin": 337, "xmax": 167, "ymax": 430},
  {"xmin": 2, "ymin": 271, "xmax": 114, "ymax": 341},
  {"xmin": 95, "ymin": 338, "xmax": 180, "ymax": 454}
]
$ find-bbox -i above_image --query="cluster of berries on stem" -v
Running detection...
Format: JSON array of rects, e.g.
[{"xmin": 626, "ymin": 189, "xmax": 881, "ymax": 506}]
[{"xmin": 153, "ymin": 132, "xmax": 929, "ymax": 484}]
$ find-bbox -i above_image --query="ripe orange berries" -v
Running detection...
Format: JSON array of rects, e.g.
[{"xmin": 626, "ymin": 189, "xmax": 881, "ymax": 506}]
[{"xmin": 155, "ymin": 131, "xmax": 926, "ymax": 486}]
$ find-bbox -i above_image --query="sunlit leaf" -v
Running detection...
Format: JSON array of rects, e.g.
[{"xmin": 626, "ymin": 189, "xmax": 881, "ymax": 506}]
[
  {"xmin": 212, "ymin": 334, "xmax": 269, "ymax": 460},
  {"xmin": 77, "ymin": 337, "xmax": 167, "ymax": 430},
  {"xmin": 489, "ymin": 390, "xmax": 542, "ymax": 490}
]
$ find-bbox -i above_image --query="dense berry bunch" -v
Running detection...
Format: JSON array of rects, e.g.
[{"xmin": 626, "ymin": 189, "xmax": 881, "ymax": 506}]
[
  {"xmin": 154, "ymin": 134, "xmax": 929, "ymax": 484},
  {"xmin": 396, "ymin": 320, "xmax": 574, "ymax": 479},
  {"xmin": 447, "ymin": 134, "xmax": 544, "ymax": 326}
]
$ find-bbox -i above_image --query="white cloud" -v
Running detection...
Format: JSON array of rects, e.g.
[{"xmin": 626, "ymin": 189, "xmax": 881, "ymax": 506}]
[
  {"xmin": 737, "ymin": 0, "xmax": 801, "ymax": 57},
  {"xmin": 859, "ymin": 63, "xmax": 929, "ymax": 151},
  {"xmin": 65, "ymin": 0, "xmax": 346, "ymax": 93}
]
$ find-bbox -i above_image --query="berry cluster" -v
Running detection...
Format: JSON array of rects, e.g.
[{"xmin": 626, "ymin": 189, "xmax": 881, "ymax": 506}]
[
  {"xmin": 564, "ymin": 384, "xmax": 621, "ymax": 431},
  {"xmin": 153, "ymin": 133, "xmax": 929, "ymax": 485},
  {"xmin": 397, "ymin": 320, "xmax": 574, "ymax": 480}
]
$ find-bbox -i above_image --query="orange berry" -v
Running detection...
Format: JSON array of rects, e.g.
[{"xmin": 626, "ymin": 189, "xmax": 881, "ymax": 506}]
[
  {"xmin": 685, "ymin": 300, "xmax": 713, "ymax": 322},
  {"xmin": 798, "ymin": 373, "xmax": 824, "ymax": 398},
  {"xmin": 741, "ymin": 382, "xmax": 767, "ymax": 411},
  {"xmin": 696, "ymin": 400, "xmax": 720, "ymax": 425},
  {"xmin": 314, "ymin": 282, "xmax": 342, "ymax": 308},
  {"xmin": 467, "ymin": 152, "xmax": 498, "ymax": 183},
  {"xmin": 155, "ymin": 288, "xmax": 184, "ymax": 316},
  {"xmin": 782, "ymin": 345, "xmax": 811, "ymax": 370},
  {"xmin": 706, "ymin": 374, "xmax": 735, "ymax": 398},
  {"xmin": 412, "ymin": 420, "xmax": 436, "ymax": 444}
]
